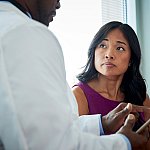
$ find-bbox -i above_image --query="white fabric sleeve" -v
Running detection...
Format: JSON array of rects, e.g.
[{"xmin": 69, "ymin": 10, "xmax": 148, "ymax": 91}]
[
  {"xmin": 0, "ymin": 24, "xmax": 129, "ymax": 150},
  {"xmin": 78, "ymin": 114, "xmax": 101, "ymax": 135}
]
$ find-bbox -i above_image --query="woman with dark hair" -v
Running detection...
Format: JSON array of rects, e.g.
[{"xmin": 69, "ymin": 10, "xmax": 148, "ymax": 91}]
[{"xmin": 72, "ymin": 21, "xmax": 150, "ymax": 147}]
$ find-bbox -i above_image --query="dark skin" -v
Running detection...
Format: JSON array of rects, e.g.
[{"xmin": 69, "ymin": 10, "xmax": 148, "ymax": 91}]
[
  {"xmin": 15, "ymin": 0, "xmax": 60, "ymax": 26},
  {"xmin": 118, "ymin": 114, "xmax": 149, "ymax": 150},
  {"xmin": 13, "ymin": 1, "xmax": 150, "ymax": 149},
  {"xmin": 102, "ymin": 103, "xmax": 150, "ymax": 149}
]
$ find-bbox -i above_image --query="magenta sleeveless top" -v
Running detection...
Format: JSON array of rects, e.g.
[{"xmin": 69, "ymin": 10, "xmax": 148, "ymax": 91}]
[
  {"xmin": 74, "ymin": 82, "xmax": 145, "ymax": 131},
  {"xmin": 75, "ymin": 82, "xmax": 120, "ymax": 116}
]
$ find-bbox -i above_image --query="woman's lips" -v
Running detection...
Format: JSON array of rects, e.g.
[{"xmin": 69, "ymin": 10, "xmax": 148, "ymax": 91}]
[{"xmin": 102, "ymin": 62, "xmax": 116, "ymax": 67}]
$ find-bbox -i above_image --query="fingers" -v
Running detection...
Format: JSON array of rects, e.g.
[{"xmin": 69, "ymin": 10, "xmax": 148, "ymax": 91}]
[
  {"xmin": 117, "ymin": 103, "xmax": 150, "ymax": 114},
  {"xmin": 114, "ymin": 102, "xmax": 127, "ymax": 112},
  {"xmin": 126, "ymin": 103, "xmax": 132, "ymax": 112},
  {"xmin": 108, "ymin": 104, "xmax": 133, "ymax": 132},
  {"xmin": 124, "ymin": 114, "xmax": 135, "ymax": 129},
  {"xmin": 132, "ymin": 104, "xmax": 150, "ymax": 113},
  {"xmin": 114, "ymin": 103, "xmax": 132, "ymax": 113},
  {"xmin": 116, "ymin": 103, "xmax": 132, "ymax": 120},
  {"xmin": 119, "ymin": 103, "xmax": 132, "ymax": 116}
]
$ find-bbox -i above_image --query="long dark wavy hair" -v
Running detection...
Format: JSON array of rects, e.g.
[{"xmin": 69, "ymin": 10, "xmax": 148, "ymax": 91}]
[{"xmin": 77, "ymin": 21, "xmax": 146, "ymax": 106}]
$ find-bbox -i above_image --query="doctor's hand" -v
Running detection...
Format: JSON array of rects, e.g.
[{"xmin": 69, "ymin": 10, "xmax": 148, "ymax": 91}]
[
  {"xmin": 102, "ymin": 102, "xmax": 150, "ymax": 134},
  {"xmin": 117, "ymin": 114, "xmax": 148, "ymax": 150}
]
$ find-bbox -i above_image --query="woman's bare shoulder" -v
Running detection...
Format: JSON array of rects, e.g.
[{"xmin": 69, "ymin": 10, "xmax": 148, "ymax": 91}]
[{"xmin": 72, "ymin": 86, "xmax": 89, "ymax": 115}]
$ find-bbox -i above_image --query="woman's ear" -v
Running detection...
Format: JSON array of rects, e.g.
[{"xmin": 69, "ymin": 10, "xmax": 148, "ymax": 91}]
[
  {"xmin": 128, "ymin": 62, "xmax": 131, "ymax": 66},
  {"xmin": 128, "ymin": 60, "xmax": 132, "ymax": 66}
]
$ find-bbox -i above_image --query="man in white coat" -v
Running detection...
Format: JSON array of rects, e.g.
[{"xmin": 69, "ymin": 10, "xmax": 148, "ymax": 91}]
[{"xmin": 0, "ymin": 0, "xmax": 148, "ymax": 150}]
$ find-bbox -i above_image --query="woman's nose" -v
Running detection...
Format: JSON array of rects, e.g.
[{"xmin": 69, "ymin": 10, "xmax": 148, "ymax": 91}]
[
  {"xmin": 105, "ymin": 47, "xmax": 115, "ymax": 59},
  {"xmin": 105, "ymin": 54, "xmax": 114, "ymax": 59}
]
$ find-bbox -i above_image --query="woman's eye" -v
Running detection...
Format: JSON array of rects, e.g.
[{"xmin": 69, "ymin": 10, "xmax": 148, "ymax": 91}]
[
  {"xmin": 98, "ymin": 44, "xmax": 107, "ymax": 48},
  {"xmin": 117, "ymin": 47, "xmax": 125, "ymax": 51}
]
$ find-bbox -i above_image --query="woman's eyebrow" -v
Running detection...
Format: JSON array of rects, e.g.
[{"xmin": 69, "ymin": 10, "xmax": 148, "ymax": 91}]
[
  {"xmin": 102, "ymin": 39, "xmax": 127, "ymax": 46},
  {"xmin": 102, "ymin": 38, "xmax": 108, "ymax": 41},
  {"xmin": 117, "ymin": 41, "xmax": 127, "ymax": 45}
]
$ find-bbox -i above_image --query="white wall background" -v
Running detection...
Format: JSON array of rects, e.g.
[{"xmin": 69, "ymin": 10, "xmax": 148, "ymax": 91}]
[
  {"xmin": 49, "ymin": 0, "xmax": 101, "ymax": 86},
  {"xmin": 136, "ymin": 0, "xmax": 150, "ymax": 95}
]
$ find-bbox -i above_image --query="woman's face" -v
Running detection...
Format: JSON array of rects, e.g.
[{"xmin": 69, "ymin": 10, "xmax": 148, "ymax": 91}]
[{"xmin": 94, "ymin": 28, "xmax": 131, "ymax": 77}]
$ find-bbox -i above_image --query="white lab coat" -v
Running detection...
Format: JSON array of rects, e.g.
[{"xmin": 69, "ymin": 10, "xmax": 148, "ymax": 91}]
[{"xmin": 0, "ymin": 2, "xmax": 129, "ymax": 150}]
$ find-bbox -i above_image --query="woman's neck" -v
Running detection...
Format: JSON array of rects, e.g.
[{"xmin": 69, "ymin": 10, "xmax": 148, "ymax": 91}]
[{"xmin": 88, "ymin": 74, "xmax": 124, "ymax": 101}]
